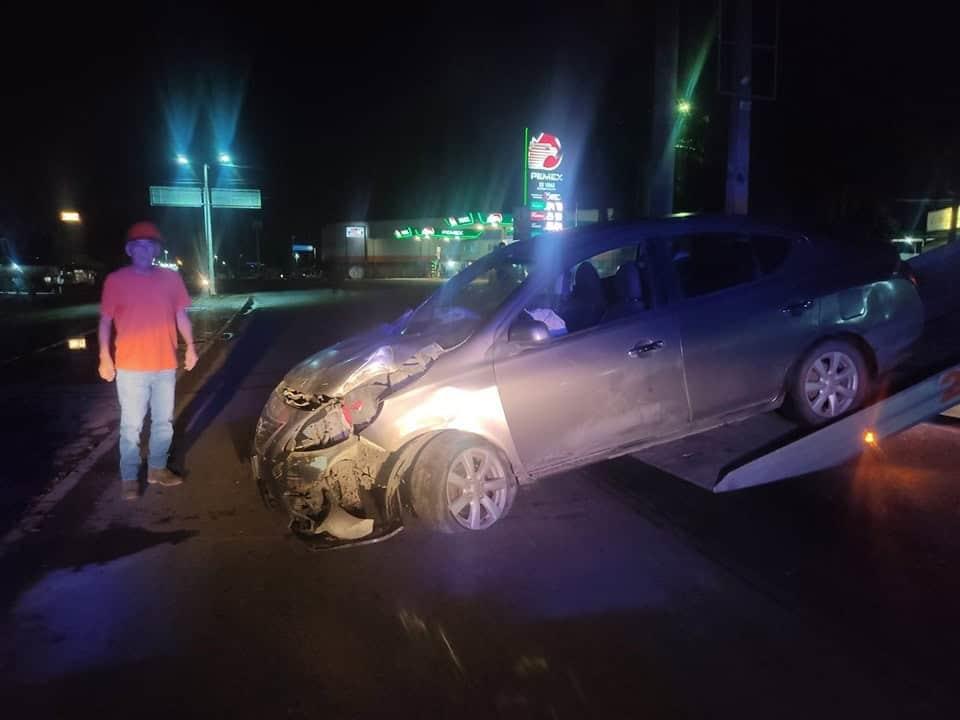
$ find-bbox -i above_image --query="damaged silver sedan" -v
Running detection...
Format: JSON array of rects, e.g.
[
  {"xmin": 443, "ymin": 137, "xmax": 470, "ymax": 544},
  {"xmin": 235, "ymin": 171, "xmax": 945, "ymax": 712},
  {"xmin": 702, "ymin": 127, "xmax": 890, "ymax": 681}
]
[{"xmin": 252, "ymin": 215, "xmax": 924, "ymax": 547}]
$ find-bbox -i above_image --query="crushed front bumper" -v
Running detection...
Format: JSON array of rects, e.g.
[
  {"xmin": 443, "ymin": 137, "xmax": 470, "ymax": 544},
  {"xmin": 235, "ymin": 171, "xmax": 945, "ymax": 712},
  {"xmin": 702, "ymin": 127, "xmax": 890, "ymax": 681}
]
[{"xmin": 251, "ymin": 434, "xmax": 403, "ymax": 550}]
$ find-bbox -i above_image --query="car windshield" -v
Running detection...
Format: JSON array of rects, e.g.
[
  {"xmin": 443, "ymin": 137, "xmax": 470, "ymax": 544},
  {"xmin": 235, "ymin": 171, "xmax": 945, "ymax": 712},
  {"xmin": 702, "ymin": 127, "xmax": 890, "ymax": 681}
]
[{"xmin": 401, "ymin": 249, "xmax": 535, "ymax": 347}]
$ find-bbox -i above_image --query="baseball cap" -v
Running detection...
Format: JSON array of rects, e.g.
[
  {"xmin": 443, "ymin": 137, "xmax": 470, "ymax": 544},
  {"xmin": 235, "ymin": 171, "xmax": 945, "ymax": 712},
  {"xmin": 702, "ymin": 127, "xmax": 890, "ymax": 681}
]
[{"xmin": 126, "ymin": 221, "xmax": 164, "ymax": 244}]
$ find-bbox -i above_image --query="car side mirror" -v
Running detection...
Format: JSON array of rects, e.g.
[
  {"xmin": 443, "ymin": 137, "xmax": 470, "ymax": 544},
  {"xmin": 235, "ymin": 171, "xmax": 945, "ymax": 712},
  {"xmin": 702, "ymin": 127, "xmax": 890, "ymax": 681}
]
[{"xmin": 508, "ymin": 314, "xmax": 551, "ymax": 344}]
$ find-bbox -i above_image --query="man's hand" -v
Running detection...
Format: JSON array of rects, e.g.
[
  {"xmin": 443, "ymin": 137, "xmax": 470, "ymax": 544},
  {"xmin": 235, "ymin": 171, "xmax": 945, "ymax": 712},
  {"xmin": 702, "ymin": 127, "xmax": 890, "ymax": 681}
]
[
  {"xmin": 98, "ymin": 355, "xmax": 116, "ymax": 382},
  {"xmin": 184, "ymin": 345, "xmax": 198, "ymax": 371}
]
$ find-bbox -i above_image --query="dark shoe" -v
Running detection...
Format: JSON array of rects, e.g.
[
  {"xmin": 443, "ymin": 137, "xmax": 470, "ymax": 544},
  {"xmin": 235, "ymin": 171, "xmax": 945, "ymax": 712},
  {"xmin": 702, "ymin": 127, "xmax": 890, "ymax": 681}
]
[
  {"xmin": 147, "ymin": 467, "xmax": 184, "ymax": 487},
  {"xmin": 121, "ymin": 480, "xmax": 139, "ymax": 501}
]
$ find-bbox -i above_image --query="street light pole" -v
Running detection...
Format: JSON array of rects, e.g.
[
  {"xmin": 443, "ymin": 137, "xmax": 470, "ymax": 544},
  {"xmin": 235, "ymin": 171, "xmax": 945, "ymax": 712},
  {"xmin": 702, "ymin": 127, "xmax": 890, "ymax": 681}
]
[
  {"xmin": 202, "ymin": 162, "xmax": 216, "ymax": 296},
  {"xmin": 159, "ymin": 152, "xmax": 259, "ymax": 295}
]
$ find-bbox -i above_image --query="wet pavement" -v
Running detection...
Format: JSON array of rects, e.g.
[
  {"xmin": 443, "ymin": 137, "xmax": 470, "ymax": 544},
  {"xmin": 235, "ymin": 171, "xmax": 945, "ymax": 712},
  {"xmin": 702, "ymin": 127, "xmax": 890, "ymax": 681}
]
[{"xmin": 1, "ymin": 284, "xmax": 959, "ymax": 719}]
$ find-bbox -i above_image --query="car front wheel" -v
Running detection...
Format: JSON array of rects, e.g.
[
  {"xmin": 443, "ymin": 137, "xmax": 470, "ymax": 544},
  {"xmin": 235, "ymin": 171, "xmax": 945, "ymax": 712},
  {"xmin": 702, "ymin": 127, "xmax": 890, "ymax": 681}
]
[{"xmin": 410, "ymin": 433, "xmax": 517, "ymax": 533}]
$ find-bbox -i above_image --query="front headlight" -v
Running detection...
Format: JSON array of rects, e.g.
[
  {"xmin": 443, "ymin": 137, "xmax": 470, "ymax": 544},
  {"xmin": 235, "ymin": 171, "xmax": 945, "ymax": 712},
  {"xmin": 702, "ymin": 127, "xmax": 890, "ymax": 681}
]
[
  {"xmin": 332, "ymin": 346, "xmax": 396, "ymax": 396},
  {"xmin": 294, "ymin": 401, "xmax": 352, "ymax": 451},
  {"xmin": 292, "ymin": 384, "xmax": 385, "ymax": 452}
]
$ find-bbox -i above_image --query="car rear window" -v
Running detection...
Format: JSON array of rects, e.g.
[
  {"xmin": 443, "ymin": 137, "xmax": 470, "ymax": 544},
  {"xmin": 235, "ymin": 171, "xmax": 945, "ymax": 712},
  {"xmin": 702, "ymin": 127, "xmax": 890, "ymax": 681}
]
[
  {"xmin": 751, "ymin": 235, "xmax": 793, "ymax": 274},
  {"xmin": 671, "ymin": 234, "xmax": 757, "ymax": 298}
]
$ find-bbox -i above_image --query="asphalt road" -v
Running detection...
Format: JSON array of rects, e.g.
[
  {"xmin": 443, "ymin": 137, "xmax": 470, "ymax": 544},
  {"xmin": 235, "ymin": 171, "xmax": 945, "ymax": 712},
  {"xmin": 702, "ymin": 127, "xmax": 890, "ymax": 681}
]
[
  {"xmin": 0, "ymin": 288, "xmax": 245, "ymax": 368},
  {"xmin": 2, "ymin": 285, "xmax": 959, "ymax": 719},
  {"xmin": 0, "ymin": 292, "xmax": 252, "ymax": 541}
]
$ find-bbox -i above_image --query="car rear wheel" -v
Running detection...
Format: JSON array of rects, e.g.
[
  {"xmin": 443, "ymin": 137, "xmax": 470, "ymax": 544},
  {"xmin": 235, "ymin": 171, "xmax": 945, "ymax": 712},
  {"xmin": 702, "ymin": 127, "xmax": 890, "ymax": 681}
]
[
  {"xmin": 788, "ymin": 339, "xmax": 870, "ymax": 427},
  {"xmin": 410, "ymin": 433, "xmax": 517, "ymax": 533}
]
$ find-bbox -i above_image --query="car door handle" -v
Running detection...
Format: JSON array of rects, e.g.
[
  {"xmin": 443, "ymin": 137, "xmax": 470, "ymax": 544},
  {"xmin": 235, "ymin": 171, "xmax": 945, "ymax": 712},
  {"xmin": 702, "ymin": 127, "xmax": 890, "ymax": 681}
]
[
  {"xmin": 628, "ymin": 340, "xmax": 664, "ymax": 358},
  {"xmin": 782, "ymin": 300, "xmax": 814, "ymax": 316}
]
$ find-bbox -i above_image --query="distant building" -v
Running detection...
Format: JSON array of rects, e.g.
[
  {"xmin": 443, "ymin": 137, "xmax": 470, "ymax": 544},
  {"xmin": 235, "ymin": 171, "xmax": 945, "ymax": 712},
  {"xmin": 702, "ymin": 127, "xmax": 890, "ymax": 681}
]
[{"xmin": 320, "ymin": 209, "xmax": 614, "ymax": 278}]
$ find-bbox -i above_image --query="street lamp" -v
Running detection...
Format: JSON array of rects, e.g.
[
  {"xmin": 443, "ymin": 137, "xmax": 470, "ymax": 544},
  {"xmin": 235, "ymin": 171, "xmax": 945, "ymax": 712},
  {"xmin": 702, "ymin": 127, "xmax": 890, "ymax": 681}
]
[
  {"xmin": 60, "ymin": 210, "xmax": 81, "ymax": 223},
  {"xmin": 676, "ymin": 98, "xmax": 693, "ymax": 116},
  {"xmin": 175, "ymin": 153, "xmax": 234, "ymax": 296}
]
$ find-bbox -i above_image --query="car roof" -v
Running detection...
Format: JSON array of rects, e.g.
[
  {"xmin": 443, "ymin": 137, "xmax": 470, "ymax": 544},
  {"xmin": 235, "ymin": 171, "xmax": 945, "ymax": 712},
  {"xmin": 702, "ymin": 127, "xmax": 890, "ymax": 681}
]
[{"xmin": 505, "ymin": 214, "xmax": 814, "ymax": 263}]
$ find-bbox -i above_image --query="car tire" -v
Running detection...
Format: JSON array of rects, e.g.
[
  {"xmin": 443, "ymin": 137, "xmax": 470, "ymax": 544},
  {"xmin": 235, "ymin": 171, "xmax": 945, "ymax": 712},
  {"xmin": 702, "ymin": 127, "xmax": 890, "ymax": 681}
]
[
  {"xmin": 787, "ymin": 339, "xmax": 871, "ymax": 427},
  {"xmin": 409, "ymin": 433, "xmax": 517, "ymax": 533}
]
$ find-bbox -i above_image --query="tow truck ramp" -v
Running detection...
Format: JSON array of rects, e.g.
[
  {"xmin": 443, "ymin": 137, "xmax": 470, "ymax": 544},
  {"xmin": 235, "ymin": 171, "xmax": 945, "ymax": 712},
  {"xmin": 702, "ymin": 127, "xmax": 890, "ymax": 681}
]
[
  {"xmin": 631, "ymin": 362, "xmax": 959, "ymax": 493},
  {"xmin": 632, "ymin": 241, "xmax": 960, "ymax": 494}
]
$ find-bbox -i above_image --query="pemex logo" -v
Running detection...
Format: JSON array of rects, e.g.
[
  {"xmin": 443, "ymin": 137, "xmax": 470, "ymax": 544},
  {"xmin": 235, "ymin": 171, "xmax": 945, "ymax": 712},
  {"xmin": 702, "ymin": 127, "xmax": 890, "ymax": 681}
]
[{"xmin": 528, "ymin": 132, "xmax": 563, "ymax": 171}]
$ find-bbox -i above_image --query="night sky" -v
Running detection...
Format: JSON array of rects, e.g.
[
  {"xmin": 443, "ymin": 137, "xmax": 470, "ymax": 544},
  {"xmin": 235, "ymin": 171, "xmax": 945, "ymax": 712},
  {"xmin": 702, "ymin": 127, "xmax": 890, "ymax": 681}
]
[{"xmin": 2, "ymin": 1, "xmax": 959, "ymax": 268}]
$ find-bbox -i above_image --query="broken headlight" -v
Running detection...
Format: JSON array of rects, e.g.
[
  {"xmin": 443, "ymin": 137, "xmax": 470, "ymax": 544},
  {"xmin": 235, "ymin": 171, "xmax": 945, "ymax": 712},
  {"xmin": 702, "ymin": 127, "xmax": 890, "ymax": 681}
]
[
  {"xmin": 332, "ymin": 346, "xmax": 396, "ymax": 396},
  {"xmin": 293, "ymin": 386, "xmax": 384, "ymax": 452},
  {"xmin": 294, "ymin": 401, "xmax": 353, "ymax": 451}
]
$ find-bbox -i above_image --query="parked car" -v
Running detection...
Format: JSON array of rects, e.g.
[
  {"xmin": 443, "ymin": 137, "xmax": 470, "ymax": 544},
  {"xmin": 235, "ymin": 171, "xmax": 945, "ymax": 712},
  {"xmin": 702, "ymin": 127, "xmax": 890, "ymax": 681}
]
[
  {"xmin": 0, "ymin": 255, "xmax": 59, "ymax": 293},
  {"xmin": 252, "ymin": 215, "xmax": 924, "ymax": 544}
]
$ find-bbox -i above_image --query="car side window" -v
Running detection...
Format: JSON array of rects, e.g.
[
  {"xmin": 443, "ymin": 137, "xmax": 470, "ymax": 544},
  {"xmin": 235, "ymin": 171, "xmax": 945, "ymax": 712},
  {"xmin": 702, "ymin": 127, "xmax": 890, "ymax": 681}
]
[
  {"xmin": 590, "ymin": 246, "xmax": 639, "ymax": 279},
  {"xmin": 751, "ymin": 235, "xmax": 793, "ymax": 275},
  {"xmin": 516, "ymin": 241, "xmax": 651, "ymax": 338},
  {"xmin": 671, "ymin": 233, "xmax": 759, "ymax": 299}
]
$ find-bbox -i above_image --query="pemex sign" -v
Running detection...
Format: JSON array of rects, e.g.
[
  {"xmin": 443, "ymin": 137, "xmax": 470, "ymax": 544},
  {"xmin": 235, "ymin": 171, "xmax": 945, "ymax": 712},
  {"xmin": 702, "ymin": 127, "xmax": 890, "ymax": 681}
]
[{"xmin": 524, "ymin": 129, "xmax": 566, "ymax": 236}]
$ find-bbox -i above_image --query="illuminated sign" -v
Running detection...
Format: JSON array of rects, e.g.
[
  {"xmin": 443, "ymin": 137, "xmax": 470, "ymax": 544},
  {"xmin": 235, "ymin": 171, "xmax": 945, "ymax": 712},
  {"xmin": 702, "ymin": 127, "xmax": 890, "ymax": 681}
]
[
  {"xmin": 395, "ymin": 215, "xmax": 513, "ymax": 240},
  {"xmin": 346, "ymin": 225, "xmax": 366, "ymax": 239},
  {"xmin": 440, "ymin": 228, "xmax": 483, "ymax": 240},
  {"xmin": 211, "ymin": 188, "xmax": 262, "ymax": 209},
  {"xmin": 528, "ymin": 132, "xmax": 563, "ymax": 171},
  {"xmin": 927, "ymin": 207, "xmax": 957, "ymax": 232},
  {"xmin": 525, "ymin": 129, "xmax": 567, "ymax": 235},
  {"xmin": 150, "ymin": 186, "xmax": 203, "ymax": 208}
]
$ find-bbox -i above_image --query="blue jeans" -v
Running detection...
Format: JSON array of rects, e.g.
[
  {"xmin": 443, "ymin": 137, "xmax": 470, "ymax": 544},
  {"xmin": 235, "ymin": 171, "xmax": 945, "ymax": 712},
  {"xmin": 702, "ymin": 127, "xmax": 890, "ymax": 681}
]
[{"xmin": 115, "ymin": 369, "xmax": 176, "ymax": 481}]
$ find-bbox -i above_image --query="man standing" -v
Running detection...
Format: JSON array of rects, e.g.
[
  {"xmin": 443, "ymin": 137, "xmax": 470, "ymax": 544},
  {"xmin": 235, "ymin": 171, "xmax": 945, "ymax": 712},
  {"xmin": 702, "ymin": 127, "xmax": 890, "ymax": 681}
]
[{"xmin": 98, "ymin": 221, "xmax": 198, "ymax": 500}]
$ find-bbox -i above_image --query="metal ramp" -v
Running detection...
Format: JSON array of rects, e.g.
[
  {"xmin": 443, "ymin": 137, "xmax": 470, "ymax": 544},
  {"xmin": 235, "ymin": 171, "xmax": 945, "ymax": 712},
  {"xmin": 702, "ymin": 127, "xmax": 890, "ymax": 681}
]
[
  {"xmin": 716, "ymin": 361, "xmax": 960, "ymax": 491},
  {"xmin": 632, "ymin": 242, "xmax": 960, "ymax": 493},
  {"xmin": 632, "ymin": 359, "xmax": 959, "ymax": 493},
  {"xmin": 630, "ymin": 413, "xmax": 800, "ymax": 491},
  {"xmin": 632, "ymin": 314, "xmax": 960, "ymax": 494}
]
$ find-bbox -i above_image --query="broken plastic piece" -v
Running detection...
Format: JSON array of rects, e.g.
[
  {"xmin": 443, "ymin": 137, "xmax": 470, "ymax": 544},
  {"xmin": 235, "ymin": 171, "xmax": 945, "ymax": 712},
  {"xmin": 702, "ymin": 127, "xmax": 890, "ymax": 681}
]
[{"xmin": 313, "ymin": 500, "xmax": 375, "ymax": 540}]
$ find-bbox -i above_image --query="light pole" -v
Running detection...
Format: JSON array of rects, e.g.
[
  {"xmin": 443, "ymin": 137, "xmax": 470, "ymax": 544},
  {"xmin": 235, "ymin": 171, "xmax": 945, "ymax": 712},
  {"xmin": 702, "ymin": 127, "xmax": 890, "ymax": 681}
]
[
  {"xmin": 155, "ymin": 153, "xmax": 261, "ymax": 297},
  {"xmin": 202, "ymin": 162, "xmax": 216, "ymax": 295},
  {"xmin": 177, "ymin": 153, "xmax": 232, "ymax": 296}
]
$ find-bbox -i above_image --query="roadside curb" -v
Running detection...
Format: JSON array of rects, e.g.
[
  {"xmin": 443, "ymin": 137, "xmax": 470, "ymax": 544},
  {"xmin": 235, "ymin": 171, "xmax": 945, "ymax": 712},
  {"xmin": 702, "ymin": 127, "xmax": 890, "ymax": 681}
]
[{"xmin": 0, "ymin": 295, "xmax": 256, "ymax": 555}]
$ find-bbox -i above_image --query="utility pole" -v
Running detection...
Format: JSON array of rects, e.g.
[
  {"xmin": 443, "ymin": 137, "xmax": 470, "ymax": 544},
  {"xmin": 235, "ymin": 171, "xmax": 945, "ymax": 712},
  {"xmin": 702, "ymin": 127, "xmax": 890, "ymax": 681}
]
[
  {"xmin": 645, "ymin": 0, "xmax": 679, "ymax": 217},
  {"xmin": 725, "ymin": 0, "xmax": 752, "ymax": 215}
]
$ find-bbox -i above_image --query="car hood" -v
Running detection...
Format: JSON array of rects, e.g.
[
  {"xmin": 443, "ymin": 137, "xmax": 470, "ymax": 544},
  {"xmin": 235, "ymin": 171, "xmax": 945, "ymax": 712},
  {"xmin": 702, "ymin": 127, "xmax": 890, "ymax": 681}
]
[{"xmin": 281, "ymin": 318, "xmax": 446, "ymax": 399}]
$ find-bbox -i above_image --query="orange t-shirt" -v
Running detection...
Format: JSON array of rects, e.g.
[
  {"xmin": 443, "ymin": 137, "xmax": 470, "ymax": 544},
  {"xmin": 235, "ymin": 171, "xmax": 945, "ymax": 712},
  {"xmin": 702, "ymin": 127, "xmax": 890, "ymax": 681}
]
[{"xmin": 100, "ymin": 267, "xmax": 192, "ymax": 371}]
